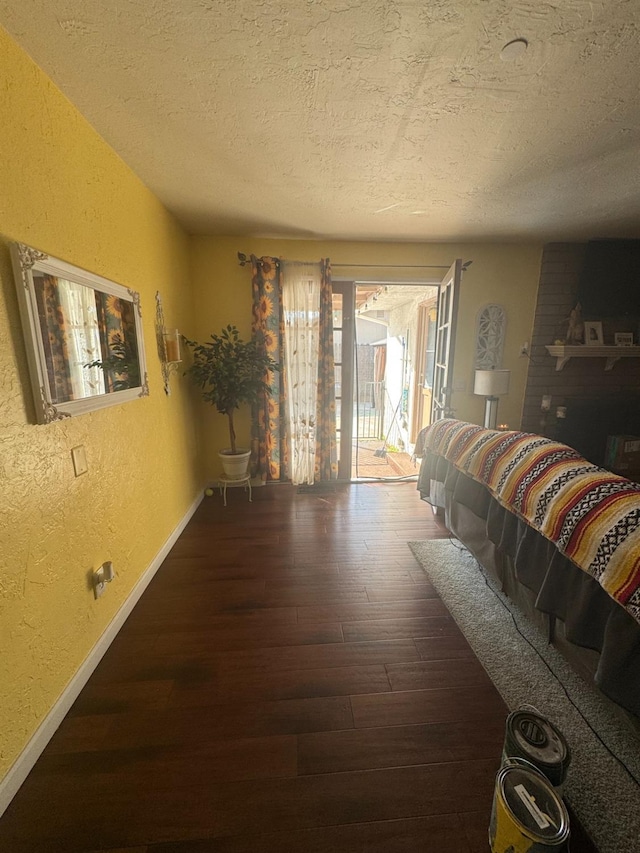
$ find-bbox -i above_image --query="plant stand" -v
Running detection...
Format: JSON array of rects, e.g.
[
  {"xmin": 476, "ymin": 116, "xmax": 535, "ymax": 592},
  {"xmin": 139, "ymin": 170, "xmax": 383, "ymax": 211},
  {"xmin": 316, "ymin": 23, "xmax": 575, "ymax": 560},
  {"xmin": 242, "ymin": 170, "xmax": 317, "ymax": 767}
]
[{"xmin": 218, "ymin": 474, "xmax": 252, "ymax": 507}]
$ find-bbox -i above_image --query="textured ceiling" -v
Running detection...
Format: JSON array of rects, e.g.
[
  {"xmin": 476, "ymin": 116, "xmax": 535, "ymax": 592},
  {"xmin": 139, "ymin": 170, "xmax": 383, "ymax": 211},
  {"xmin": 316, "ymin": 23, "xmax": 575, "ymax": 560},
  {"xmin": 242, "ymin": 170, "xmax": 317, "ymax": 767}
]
[{"xmin": 1, "ymin": 0, "xmax": 640, "ymax": 241}]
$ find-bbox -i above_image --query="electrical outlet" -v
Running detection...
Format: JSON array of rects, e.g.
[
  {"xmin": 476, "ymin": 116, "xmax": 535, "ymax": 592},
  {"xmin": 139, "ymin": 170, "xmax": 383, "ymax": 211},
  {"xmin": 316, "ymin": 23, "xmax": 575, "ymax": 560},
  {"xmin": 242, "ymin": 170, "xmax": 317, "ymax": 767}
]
[
  {"xmin": 520, "ymin": 342, "xmax": 529, "ymax": 357},
  {"xmin": 92, "ymin": 562, "xmax": 115, "ymax": 599},
  {"xmin": 93, "ymin": 570, "xmax": 106, "ymax": 599}
]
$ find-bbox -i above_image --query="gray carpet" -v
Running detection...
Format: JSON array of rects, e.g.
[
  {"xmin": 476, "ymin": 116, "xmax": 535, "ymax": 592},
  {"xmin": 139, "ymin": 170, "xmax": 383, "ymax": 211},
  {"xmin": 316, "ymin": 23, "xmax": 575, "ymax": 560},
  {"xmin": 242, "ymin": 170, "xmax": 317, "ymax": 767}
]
[{"xmin": 409, "ymin": 539, "xmax": 640, "ymax": 853}]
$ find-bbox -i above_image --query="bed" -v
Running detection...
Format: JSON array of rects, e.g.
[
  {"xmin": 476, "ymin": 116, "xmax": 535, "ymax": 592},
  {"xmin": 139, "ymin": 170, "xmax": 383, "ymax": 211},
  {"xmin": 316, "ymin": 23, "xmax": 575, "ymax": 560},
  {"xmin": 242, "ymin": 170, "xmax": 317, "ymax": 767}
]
[{"xmin": 417, "ymin": 419, "xmax": 640, "ymax": 724}]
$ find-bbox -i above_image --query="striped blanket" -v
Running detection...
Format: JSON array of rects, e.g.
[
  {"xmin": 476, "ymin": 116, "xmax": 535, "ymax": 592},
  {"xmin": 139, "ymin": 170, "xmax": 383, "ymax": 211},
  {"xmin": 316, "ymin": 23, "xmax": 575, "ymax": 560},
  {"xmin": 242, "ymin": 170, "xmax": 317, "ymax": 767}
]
[{"xmin": 424, "ymin": 419, "xmax": 640, "ymax": 624}]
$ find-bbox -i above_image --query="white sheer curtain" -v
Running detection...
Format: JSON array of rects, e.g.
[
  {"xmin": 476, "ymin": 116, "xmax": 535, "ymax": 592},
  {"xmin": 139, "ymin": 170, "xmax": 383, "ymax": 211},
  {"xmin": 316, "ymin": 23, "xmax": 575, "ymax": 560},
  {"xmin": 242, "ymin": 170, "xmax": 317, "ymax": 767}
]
[
  {"xmin": 57, "ymin": 278, "xmax": 105, "ymax": 399},
  {"xmin": 281, "ymin": 261, "xmax": 322, "ymax": 485}
]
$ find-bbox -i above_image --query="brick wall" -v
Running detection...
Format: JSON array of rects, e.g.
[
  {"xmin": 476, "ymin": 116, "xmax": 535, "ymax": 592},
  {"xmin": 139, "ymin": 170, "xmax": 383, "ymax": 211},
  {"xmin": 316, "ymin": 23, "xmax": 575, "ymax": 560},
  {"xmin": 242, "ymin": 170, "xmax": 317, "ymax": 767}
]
[{"xmin": 522, "ymin": 243, "xmax": 640, "ymax": 451}]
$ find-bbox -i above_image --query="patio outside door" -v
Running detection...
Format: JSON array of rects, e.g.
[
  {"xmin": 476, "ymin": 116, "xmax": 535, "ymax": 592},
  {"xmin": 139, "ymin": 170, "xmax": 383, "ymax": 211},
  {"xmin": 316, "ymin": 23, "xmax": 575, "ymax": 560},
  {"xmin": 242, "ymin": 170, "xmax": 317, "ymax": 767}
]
[{"xmin": 332, "ymin": 265, "xmax": 461, "ymax": 478}]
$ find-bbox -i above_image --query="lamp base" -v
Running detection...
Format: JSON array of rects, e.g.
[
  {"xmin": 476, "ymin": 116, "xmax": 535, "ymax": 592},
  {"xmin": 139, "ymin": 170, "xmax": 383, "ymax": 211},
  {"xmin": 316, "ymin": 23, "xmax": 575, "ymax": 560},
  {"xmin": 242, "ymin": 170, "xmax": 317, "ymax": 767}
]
[{"xmin": 484, "ymin": 396, "xmax": 499, "ymax": 429}]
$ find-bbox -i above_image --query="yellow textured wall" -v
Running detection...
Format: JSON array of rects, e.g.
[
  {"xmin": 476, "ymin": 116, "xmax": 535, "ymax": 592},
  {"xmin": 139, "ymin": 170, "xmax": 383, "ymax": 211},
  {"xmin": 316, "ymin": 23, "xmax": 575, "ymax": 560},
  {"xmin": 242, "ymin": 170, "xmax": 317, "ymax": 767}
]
[
  {"xmin": 191, "ymin": 237, "xmax": 542, "ymax": 478},
  {"xmin": 0, "ymin": 28, "xmax": 201, "ymax": 782}
]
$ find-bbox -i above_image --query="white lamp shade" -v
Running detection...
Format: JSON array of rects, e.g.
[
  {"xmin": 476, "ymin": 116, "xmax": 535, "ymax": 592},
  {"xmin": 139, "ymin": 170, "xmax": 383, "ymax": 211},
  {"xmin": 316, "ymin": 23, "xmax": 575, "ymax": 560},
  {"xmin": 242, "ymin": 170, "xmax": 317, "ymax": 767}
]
[{"xmin": 474, "ymin": 369, "xmax": 510, "ymax": 397}]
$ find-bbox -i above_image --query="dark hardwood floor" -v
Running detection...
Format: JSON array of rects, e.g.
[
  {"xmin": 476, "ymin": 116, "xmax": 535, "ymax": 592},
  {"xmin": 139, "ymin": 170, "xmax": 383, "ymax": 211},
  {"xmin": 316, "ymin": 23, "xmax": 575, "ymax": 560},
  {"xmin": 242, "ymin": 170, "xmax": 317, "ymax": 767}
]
[{"xmin": 0, "ymin": 482, "xmax": 598, "ymax": 852}]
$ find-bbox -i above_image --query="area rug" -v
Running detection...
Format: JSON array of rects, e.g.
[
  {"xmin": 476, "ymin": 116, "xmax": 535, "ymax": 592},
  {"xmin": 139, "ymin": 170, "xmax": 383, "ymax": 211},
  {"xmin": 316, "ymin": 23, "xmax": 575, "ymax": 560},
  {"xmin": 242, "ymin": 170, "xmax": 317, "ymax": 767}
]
[{"xmin": 409, "ymin": 539, "xmax": 640, "ymax": 853}]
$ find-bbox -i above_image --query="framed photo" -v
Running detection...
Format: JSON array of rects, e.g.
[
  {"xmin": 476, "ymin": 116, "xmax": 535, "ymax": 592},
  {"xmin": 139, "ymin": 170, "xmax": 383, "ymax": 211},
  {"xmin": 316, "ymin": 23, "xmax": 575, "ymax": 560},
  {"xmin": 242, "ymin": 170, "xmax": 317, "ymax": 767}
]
[
  {"xmin": 614, "ymin": 332, "xmax": 634, "ymax": 347},
  {"xmin": 584, "ymin": 321, "xmax": 604, "ymax": 346}
]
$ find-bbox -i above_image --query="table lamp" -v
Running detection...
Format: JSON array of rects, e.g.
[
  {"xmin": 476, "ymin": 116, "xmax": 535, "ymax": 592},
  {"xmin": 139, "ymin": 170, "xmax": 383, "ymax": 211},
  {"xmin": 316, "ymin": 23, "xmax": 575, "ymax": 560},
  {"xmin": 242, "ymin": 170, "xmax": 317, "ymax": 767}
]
[{"xmin": 474, "ymin": 369, "xmax": 510, "ymax": 429}]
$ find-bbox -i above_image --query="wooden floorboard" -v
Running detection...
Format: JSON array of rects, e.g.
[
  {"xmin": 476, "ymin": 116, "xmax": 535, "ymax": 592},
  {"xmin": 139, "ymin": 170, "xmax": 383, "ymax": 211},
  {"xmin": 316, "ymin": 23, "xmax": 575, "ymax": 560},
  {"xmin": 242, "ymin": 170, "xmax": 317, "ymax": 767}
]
[{"xmin": 0, "ymin": 481, "xmax": 598, "ymax": 852}]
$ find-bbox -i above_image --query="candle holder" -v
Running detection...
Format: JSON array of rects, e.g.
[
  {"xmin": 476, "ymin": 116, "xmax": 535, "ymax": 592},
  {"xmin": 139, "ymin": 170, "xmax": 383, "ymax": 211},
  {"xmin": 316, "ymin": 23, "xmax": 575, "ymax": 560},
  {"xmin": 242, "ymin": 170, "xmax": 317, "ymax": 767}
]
[{"xmin": 163, "ymin": 328, "xmax": 182, "ymax": 364}]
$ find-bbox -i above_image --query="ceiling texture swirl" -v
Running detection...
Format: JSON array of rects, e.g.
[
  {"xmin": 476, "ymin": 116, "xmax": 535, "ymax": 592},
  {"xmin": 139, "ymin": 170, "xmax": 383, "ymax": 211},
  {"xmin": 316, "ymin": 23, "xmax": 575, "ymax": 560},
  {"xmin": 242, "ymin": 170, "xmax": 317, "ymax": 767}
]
[{"xmin": 1, "ymin": 0, "xmax": 639, "ymax": 241}]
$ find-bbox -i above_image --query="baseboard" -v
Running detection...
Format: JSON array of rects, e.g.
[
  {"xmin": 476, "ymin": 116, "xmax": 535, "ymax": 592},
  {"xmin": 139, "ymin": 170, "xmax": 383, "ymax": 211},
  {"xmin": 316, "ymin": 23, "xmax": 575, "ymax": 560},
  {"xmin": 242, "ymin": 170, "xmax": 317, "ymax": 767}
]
[{"xmin": 0, "ymin": 488, "xmax": 204, "ymax": 817}]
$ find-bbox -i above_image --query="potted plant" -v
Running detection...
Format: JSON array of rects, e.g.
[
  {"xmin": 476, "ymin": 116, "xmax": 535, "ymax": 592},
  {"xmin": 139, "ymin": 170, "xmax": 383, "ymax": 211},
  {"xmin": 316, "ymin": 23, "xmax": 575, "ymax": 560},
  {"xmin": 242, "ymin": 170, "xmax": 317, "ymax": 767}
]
[{"xmin": 184, "ymin": 325, "xmax": 278, "ymax": 479}]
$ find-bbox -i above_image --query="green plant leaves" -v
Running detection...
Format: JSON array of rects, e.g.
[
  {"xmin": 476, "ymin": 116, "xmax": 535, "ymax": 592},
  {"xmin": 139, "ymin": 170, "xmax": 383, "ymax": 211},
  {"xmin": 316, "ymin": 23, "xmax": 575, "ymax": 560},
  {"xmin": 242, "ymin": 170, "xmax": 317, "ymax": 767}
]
[{"xmin": 183, "ymin": 325, "xmax": 279, "ymax": 452}]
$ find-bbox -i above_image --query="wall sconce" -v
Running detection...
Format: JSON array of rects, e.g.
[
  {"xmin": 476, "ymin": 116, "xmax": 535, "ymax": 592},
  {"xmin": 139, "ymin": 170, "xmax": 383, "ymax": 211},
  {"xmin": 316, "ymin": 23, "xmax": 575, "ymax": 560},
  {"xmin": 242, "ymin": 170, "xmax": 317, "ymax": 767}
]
[
  {"xmin": 156, "ymin": 292, "xmax": 182, "ymax": 395},
  {"xmin": 474, "ymin": 368, "xmax": 510, "ymax": 429}
]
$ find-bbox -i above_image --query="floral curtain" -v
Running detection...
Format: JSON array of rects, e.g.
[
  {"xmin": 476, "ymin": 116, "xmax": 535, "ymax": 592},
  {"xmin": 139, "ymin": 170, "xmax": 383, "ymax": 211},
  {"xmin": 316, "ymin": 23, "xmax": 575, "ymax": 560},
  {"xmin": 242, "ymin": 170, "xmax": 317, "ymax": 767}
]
[
  {"xmin": 251, "ymin": 256, "xmax": 287, "ymax": 482},
  {"xmin": 314, "ymin": 259, "xmax": 338, "ymax": 481},
  {"xmin": 33, "ymin": 275, "xmax": 139, "ymax": 403},
  {"xmin": 250, "ymin": 256, "xmax": 337, "ymax": 485},
  {"xmin": 95, "ymin": 294, "xmax": 140, "ymax": 392},
  {"xmin": 33, "ymin": 273, "xmax": 73, "ymax": 403}
]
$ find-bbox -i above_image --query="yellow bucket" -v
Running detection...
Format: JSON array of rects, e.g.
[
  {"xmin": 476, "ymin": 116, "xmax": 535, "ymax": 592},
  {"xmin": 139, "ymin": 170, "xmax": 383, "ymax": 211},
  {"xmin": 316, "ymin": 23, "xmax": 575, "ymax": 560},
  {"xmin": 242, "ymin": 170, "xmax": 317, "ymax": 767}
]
[{"xmin": 489, "ymin": 760, "xmax": 570, "ymax": 852}]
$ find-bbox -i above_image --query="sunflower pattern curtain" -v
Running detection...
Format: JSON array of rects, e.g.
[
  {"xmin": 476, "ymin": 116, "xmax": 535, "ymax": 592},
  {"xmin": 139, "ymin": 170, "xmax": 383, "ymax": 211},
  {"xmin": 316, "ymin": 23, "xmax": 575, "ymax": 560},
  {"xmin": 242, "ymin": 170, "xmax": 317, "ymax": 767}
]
[
  {"xmin": 32, "ymin": 275, "xmax": 139, "ymax": 403},
  {"xmin": 95, "ymin": 294, "xmax": 140, "ymax": 392},
  {"xmin": 251, "ymin": 256, "xmax": 287, "ymax": 482},
  {"xmin": 34, "ymin": 274, "xmax": 73, "ymax": 403},
  {"xmin": 250, "ymin": 256, "xmax": 337, "ymax": 484},
  {"xmin": 314, "ymin": 259, "xmax": 338, "ymax": 481}
]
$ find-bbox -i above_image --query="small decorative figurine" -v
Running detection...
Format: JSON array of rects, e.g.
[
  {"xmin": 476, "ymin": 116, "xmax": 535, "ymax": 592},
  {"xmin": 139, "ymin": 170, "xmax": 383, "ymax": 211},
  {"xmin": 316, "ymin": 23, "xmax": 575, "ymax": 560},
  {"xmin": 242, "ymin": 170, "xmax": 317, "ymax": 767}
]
[{"xmin": 566, "ymin": 302, "xmax": 583, "ymax": 344}]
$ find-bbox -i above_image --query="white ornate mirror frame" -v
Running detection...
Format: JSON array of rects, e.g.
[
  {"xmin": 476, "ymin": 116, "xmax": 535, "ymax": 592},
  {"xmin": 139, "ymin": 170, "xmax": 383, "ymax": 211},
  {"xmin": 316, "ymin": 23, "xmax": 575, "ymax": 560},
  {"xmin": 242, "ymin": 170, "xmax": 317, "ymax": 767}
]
[{"xmin": 11, "ymin": 242, "xmax": 149, "ymax": 423}]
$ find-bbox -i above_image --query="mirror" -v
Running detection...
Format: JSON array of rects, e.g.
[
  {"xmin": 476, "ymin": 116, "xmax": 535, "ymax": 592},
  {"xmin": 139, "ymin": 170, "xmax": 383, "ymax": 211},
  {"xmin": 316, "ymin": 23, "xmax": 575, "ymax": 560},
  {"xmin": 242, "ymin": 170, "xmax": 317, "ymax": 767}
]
[{"xmin": 11, "ymin": 242, "xmax": 149, "ymax": 423}]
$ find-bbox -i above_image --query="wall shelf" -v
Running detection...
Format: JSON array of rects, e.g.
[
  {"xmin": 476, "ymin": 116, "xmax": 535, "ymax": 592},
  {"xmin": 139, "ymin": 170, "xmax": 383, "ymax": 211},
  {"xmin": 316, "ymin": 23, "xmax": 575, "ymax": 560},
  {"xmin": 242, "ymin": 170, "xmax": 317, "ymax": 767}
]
[{"xmin": 545, "ymin": 345, "xmax": 640, "ymax": 372}]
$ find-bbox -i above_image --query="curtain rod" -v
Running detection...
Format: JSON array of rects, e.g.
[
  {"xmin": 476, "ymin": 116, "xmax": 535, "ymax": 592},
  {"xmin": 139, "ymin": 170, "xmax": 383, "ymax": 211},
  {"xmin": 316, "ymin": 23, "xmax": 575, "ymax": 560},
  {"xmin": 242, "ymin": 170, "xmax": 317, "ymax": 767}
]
[
  {"xmin": 333, "ymin": 261, "xmax": 473, "ymax": 271},
  {"xmin": 237, "ymin": 252, "xmax": 472, "ymax": 271},
  {"xmin": 238, "ymin": 252, "xmax": 272, "ymax": 267},
  {"xmin": 332, "ymin": 263, "xmax": 466, "ymax": 270}
]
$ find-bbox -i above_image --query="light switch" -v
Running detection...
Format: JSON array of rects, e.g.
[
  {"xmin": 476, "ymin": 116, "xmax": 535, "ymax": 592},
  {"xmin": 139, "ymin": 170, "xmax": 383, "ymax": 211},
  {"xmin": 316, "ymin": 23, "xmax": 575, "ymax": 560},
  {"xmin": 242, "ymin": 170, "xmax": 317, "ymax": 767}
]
[{"xmin": 71, "ymin": 445, "xmax": 88, "ymax": 477}]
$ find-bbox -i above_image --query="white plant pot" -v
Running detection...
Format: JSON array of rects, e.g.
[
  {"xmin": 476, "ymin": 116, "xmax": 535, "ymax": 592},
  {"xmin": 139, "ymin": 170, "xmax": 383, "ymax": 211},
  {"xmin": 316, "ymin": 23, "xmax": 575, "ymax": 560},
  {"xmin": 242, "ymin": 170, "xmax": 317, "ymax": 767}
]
[{"xmin": 218, "ymin": 448, "xmax": 251, "ymax": 480}]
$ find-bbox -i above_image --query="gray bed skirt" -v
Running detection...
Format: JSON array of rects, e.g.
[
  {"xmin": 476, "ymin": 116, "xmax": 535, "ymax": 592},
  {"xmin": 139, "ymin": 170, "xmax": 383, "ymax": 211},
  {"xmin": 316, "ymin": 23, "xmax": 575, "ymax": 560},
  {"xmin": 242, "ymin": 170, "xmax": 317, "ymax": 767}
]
[{"xmin": 418, "ymin": 452, "xmax": 640, "ymax": 722}]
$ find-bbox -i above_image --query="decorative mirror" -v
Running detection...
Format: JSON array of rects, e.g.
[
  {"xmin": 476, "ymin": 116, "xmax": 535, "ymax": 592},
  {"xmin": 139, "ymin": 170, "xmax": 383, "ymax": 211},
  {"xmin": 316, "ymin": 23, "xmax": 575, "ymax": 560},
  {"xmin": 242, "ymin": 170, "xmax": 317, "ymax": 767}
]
[
  {"xmin": 11, "ymin": 242, "xmax": 149, "ymax": 423},
  {"xmin": 475, "ymin": 303, "xmax": 506, "ymax": 370}
]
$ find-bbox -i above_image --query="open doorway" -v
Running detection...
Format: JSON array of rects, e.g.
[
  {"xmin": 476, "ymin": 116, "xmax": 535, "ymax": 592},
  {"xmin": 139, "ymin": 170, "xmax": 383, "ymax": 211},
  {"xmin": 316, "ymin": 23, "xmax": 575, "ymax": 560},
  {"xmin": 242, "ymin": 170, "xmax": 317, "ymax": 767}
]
[{"xmin": 332, "ymin": 281, "xmax": 440, "ymax": 480}]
